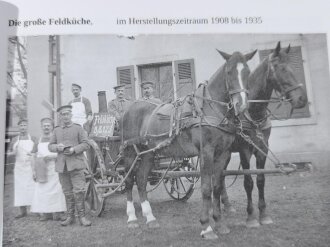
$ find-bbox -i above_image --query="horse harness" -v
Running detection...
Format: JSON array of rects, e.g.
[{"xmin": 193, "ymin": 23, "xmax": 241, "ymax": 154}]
[
  {"xmin": 232, "ymin": 55, "xmax": 304, "ymax": 172},
  {"xmin": 142, "ymin": 82, "xmax": 247, "ymax": 144}
]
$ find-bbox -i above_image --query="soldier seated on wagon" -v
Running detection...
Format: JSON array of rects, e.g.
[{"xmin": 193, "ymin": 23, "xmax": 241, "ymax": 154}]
[
  {"xmin": 139, "ymin": 81, "xmax": 162, "ymax": 104},
  {"xmin": 108, "ymin": 85, "xmax": 132, "ymax": 121},
  {"xmin": 107, "ymin": 85, "xmax": 132, "ymax": 134}
]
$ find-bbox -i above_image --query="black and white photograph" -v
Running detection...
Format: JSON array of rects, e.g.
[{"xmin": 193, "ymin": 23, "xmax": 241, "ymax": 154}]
[{"xmin": 2, "ymin": 33, "xmax": 330, "ymax": 246}]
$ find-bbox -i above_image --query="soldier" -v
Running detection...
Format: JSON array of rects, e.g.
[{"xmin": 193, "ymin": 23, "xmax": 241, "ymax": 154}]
[
  {"xmin": 48, "ymin": 105, "xmax": 92, "ymax": 227},
  {"xmin": 108, "ymin": 85, "xmax": 132, "ymax": 120},
  {"xmin": 68, "ymin": 83, "xmax": 93, "ymax": 127},
  {"xmin": 140, "ymin": 81, "xmax": 162, "ymax": 104},
  {"xmin": 7, "ymin": 119, "xmax": 37, "ymax": 218}
]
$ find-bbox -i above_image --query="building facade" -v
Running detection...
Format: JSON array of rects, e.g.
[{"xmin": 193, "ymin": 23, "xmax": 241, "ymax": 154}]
[{"xmin": 21, "ymin": 33, "xmax": 330, "ymax": 167}]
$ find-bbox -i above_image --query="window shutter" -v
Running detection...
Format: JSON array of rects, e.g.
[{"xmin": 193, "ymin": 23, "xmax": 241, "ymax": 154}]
[
  {"xmin": 259, "ymin": 46, "xmax": 310, "ymax": 119},
  {"xmin": 174, "ymin": 59, "xmax": 196, "ymax": 98},
  {"xmin": 116, "ymin": 65, "xmax": 135, "ymax": 100}
]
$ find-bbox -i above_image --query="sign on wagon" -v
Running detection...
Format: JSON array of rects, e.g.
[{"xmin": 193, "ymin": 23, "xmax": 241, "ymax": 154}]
[{"xmin": 90, "ymin": 113, "xmax": 116, "ymax": 138}]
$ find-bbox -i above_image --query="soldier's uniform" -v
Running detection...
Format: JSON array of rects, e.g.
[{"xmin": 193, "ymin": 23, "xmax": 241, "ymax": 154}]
[
  {"xmin": 108, "ymin": 98, "xmax": 132, "ymax": 120},
  {"xmin": 140, "ymin": 95, "xmax": 163, "ymax": 104},
  {"xmin": 48, "ymin": 105, "xmax": 91, "ymax": 227}
]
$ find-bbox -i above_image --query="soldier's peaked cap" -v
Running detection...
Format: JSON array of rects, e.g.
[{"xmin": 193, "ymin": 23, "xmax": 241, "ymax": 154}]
[
  {"xmin": 57, "ymin": 105, "xmax": 73, "ymax": 113},
  {"xmin": 140, "ymin": 81, "xmax": 155, "ymax": 87},
  {"xmin": 113, "ymin": 85, "xmax": 125, "ymax": 90},
  {"xmin": 17, "ymin": 118, "xmax": 28, "ymax": 125},
  {"xmin": 40, "ymin": 117, "xmax": 54, "ymax": 124},
  {"xmin": 71, "ymin": 83, "xmax": 82, "ymax": 89}
]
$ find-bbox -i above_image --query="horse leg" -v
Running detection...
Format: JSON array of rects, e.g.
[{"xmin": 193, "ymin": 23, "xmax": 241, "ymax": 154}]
[
  {"xmin": 221, "ymin": 153, "xmax": 236, "ymax": 213},
  {"xmin": 255, "ymin": 134, "xmax": 273, "ymax": 225},
  {"xmin": 126, "ymin": 176, "xmax": 139, "ymax": 228},
  {"xmin": 240, "ymin": 149, "xmax": 260, "ymax": 228},
  {"xmin": 256, "ymin": 129, "xmax": 273, "ymax": 225},
  {"xmin": 213, "ymin": 151, "xmax": 230, "ymax": 235},
  {"xmin": 136, "ymin": 152, "xmax": 159, "ymax": 229},
  {"xmin": 200, "ymin": 147, "xmax": 218, "ymax": 240},
  {"xmin": 125, "ymin": 155, "xmax": 139, "ymax": 228}
]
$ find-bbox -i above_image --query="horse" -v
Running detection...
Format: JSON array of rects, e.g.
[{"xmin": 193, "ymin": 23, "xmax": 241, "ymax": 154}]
[
  {"xmin": 120, "ymin": 49, "xmax": 257, "ymax": 240},
  {"xmin": 219, "ymin": 41, "xmax": 308, "ymax": 228}
]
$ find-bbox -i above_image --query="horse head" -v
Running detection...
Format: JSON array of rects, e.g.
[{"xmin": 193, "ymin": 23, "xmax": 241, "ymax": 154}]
[
  {"xmin": 266, "ymin": 41, "xmax": 307, "ymax": 109},
  {"xmin": 216, "ymin": 49, "xmax": 257, "ymax": 115}
]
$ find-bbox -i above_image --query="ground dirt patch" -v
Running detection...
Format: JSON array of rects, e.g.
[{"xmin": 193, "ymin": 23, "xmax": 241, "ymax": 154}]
[{"xmin": 3, "ymin": 165, "xmax": 330, "ymax": 247}]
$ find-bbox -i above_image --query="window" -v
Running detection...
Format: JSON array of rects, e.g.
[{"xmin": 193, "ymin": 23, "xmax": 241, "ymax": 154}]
[
  {"xmin": 116, "ymin": 65, "xmax": 135, "ymax": 100},
  {"xmin": 116, "ymin": 59, "xmax": 196, "ymax": 101}
]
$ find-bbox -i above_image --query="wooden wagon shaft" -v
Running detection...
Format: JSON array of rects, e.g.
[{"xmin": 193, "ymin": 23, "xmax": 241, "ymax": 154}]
[{"xmin": 152, "ymin": 168, "xmax": 299, "ymax": 178}]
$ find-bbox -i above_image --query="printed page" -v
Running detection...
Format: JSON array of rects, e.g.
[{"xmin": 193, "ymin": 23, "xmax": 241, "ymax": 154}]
[
  {"xmin": 0, "ymin": 1, "xmax": 18, "ymax": 245},
  {"xmin": 1, "ymin": 0, "xmax": 330, "ymax": 246}
]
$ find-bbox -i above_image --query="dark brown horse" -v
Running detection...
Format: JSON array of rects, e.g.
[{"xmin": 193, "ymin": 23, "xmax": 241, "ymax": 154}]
[
  {"xmin": 121, "ymin": 49, "xmax": 257, "ymax": 239},
  {"xmin": 220, "ymin": 42, "xmax": 307, "ymax": 228}
]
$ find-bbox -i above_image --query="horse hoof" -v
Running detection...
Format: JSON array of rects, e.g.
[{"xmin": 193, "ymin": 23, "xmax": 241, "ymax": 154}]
[
  {"xmin": 201, "ymin": 230, "xmax": 218, "ymax": 240},
  {"xmin": 246, "ymin": 219, "xmax": 260, "ymax": 228},
  {"xmin": 224, "ymin": 205, "xmax": 236, "ymax": 213},
  {"xmin": 217, "ymin": 224, "xmax": 230, "ymax": 235},
  {"xmin": 260, "ymin": 216, "xmax": 273, "ymax": 225},
  {"xmin": 128, "ymin": 221, "xmax": 139, "ymax": 229},
  {"xmin": 147, "ymin": 220, "xmax": 160, "ymax": 229}
]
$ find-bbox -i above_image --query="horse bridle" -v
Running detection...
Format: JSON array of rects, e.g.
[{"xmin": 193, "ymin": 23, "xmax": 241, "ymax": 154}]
[
  {"xmin": 225, "ymin": 64, "xmax": 249, "ymax": 98},
  {"xmin": 194, "ymin": 63, "xmax": 249, "ymax": 119},
  {"xmin": 246, "ymin": 55, "xmax": 305, "ymax": 122},
  {"xmin": 266, "ymin": 55, "xmax": 303, "ymax": 99}
]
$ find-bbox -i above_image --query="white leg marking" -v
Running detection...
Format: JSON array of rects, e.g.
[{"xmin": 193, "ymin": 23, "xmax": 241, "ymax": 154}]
[
  {"xmin": 141, "ymin": 200, "xmax": 156, "ymax": 223},
  {"xmin": 127, "ymin": 201, "xmax": 137, "ymax": 223},
  {"xmin": 200, "ymin": 225, "xmax": 214, "ymax": 236}
]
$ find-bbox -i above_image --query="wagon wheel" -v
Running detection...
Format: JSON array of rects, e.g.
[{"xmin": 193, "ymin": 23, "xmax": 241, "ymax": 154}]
[
  {"xmin": 163, "ymin": 157, "xmax": 200, "ymax": 202},
  {"xmin": 84, "ymin": 139, "xmax": 107, "ymax": 217}
]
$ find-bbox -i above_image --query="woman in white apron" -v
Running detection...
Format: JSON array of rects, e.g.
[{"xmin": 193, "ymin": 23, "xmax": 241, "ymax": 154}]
[
  {"xmin": 9, "ymin": 119, "xmax": 36, "ymax": 218},
  {"xmin": 31, "ymin": 135, "xmax": 66, "ymax": 220}
]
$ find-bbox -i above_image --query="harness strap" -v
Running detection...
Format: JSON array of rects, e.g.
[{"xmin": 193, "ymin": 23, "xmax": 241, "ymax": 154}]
[
  {"xmin": 281, "ymin": 83, "xmax": 303, "ymax": 96},
  {"xmin": 143, "ymin": 103, "xmax": 164, "ymax": 137},
  {"xmin": 194, "ymin": 85, "xmax": 230, "ymax": 107},
  {"xmin": 238, "ymin": 131, "xmax": 280, "ymax": 167},
  {"xmin": 194, "ymin": 95, "xmax": 229, "ymax": 107},
  {"xmin": 248, "ymin": 98, "xmax": 291, "ymax": 103},
  {"xmin": 229, "ymin": 88, "xmax": 249, "ymax": 95}
]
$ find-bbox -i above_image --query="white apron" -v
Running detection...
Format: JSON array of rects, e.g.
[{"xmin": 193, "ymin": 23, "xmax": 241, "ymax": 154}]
[
  {"xmin": 31, "ymin": 140, "xmax": 66, "ymax": 213},
  {"xmin": 71, "ymin": 96, "xmax": 87, "ymax": 127},
  {"xmin": 13, "ymin": 135, "xmax": 35, "ymax": 207}
]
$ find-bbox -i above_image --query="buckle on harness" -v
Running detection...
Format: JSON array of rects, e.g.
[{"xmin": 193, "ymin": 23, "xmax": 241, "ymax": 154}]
[{"xmin": 256, "ymin": 129, "xmax": 264, "ymax": 140}]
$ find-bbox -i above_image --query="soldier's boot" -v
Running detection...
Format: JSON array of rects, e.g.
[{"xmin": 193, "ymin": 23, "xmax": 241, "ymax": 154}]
[
  {"xmin": 15, "ymin": 206, "xmax": 27, "ymax": 219},
  {"xmin": 61, "ymin": 193, "xmax": 75, "ymax": 226},
  {"xmin": 74, "ymin": 192, "xmax": 92, "ymax": 227}
]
